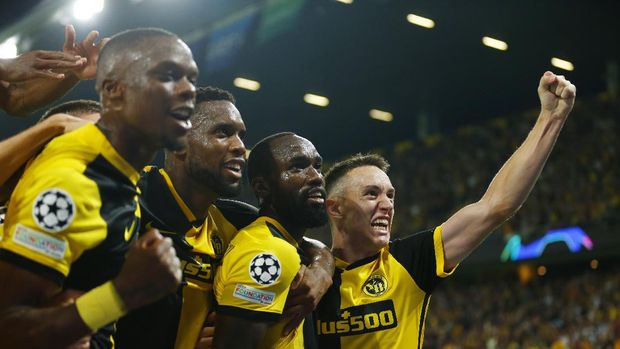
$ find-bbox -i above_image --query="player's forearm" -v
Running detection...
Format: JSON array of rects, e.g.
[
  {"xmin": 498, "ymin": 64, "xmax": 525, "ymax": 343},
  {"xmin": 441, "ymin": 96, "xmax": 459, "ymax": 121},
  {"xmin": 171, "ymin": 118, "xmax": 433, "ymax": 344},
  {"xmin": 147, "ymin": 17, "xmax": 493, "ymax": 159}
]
[
  {"xmin": 0, "ymin": 304, "xmax": 91, "ymax": 349},
  {"xmin": 479, "ymin": 110, "xmax": 565, "ymax": 221},
  {"xmin": 213, "ymin": 314, "xmax": 268, "ymax": 349},
  {"xmin": 5, "ymin": 75, "xmax": 80, "ymax": 116},
  {"xmin": 441, "ymin": 111, "xmax": 566, "ymax": 268},
  {"xmin": 301, "ymin": 237, "xmax": 335, "ymax": 277},
  {"xmin": 0, "ymin": 119, "xmax": 64, "ymax": 187}
]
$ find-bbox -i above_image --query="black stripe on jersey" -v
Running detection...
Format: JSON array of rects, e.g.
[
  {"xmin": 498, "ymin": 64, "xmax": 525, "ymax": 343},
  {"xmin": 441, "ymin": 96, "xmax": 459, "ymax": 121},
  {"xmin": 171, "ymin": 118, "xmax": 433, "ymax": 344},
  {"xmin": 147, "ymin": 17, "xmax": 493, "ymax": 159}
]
[
  {"xmin": 266, "ymin": 222, "xmax": 285, "ymax": 240},
  {"xmin": 389, "ymin": 229, "xmax": 443, "ymax": 293},
  {"xmin": 417, "ymin": 294, "xmax": 431, "ymax": 349},
  {"xmin": 0, "ymin": 249, "xmax": 65, "ymax": 285},
  {"xmin": 217, "ymin": 305, "xmax": 281, "ymax": 322},
  {"xmin": 345, "ymin": 253, "xmax": 380, "ymax": 270},
  {"xmin": 65, "ymin": 155, "xmax": 139, "ymax": 291},
  {"xmin": 139, "ymin": 167, "xmax": 193, "ymax": 232},
  {"xmin": 314, "ymin": 269, "xmax": 343, "ymax": 349},
  {"xmin": 214, "ymin": 199, "xmax": 259, "ymax": 230}
]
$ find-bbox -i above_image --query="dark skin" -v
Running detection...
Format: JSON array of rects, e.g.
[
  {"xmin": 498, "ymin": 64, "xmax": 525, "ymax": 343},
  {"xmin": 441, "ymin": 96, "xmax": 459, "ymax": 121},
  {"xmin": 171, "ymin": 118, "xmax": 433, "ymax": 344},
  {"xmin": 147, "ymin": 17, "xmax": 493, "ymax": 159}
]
[
  {"xmin": 164, "ymin": 102, "xmax": 333, "ymax": 349},
  {"xmin": 0, "ymin": 34, "xmax": 197, "ymax": 348},
  {"xmin": 214, "ymin": 134, "xmax": 333, "ymax": 349}
]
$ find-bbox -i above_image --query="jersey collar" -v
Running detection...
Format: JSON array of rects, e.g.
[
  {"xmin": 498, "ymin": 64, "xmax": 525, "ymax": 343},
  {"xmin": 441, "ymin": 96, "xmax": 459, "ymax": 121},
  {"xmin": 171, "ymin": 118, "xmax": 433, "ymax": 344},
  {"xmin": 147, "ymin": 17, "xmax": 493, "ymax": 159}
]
[{"xmin": 255, "ymin": 216, "xmax": 299, "ymax": 248}]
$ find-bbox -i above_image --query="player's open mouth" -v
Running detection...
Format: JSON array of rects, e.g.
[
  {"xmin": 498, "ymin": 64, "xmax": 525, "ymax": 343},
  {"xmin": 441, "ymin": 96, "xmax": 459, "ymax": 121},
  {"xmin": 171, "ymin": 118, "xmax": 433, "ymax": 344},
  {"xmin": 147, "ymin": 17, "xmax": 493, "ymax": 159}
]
[
  {"xmin": 170, "ymin": 108, "xmax": 193, "ymax": 130},
  {"xmin": 223, "ymin": 159, "xmax": 244, "ymax": 179},
  {"xmin": 371, "ymin": 218, "xmax": 390, "ymax": 232},
  {"xmin": 306, "ymin": 188, "xmax": 326, "ymax": 205}
]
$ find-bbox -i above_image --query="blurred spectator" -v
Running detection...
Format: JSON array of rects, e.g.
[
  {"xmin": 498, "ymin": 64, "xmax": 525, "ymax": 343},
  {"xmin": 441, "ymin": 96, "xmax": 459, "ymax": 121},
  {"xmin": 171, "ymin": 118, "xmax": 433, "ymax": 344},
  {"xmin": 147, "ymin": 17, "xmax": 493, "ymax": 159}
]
[
  {"xmin": 424, "ymin": 267, "xmax": 620, "ymax": 349},
  {"xmin": 387, "ymin": 96, "xmax": 619, "ymax": 243}
]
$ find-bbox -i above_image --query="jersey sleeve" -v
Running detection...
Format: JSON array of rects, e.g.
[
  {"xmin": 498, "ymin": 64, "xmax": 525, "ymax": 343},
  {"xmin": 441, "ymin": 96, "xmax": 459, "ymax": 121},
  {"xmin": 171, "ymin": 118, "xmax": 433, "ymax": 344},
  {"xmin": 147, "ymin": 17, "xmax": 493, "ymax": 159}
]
[
  {"xmin": 389, "ymin": 226, "xmax": 457, "ymax": 293},
  {"xmin": 215, "ymin": 232, "xmax": 301, "ymax": 322},
  {"xmin": 0, "ymin": 165, "xmax": 107, "ymax": 285}
]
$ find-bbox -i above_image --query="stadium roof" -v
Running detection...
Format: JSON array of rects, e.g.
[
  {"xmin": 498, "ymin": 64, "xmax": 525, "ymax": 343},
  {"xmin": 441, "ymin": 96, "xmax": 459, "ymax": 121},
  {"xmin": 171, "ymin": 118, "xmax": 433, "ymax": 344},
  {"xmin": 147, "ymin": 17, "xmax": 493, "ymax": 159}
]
[{"xmin": 1, "ymin": 0, "xmax": 618, "ymax": 159}]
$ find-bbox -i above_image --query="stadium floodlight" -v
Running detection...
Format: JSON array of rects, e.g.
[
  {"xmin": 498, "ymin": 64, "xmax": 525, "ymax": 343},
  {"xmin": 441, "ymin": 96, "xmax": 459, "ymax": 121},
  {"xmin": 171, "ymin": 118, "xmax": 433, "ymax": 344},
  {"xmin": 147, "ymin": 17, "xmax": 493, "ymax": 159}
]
[
  {"xmin": 303, "ymin": 93, "xmax": 329, "ymax": 107},
  {"xmin": 369, "ymin": 109, "xmax": 393, "ymax": 122},
  {"xmin": 551, "ymin": 57, "xmax": 574, "ymax": 71},
  {"xmin": 406, "ymin": 13, "xmax": 435, "ymax": 29},
  {"xmin": 336, "ymin": 0, "xmax": 353, "ymax": 4},
  {"xmin": 0, "ymin": 36, "xmax": 18, "ymax": 58},
  {"xmin": 482, "ymin": 36, "xmax": 508, "ymax": 51},
  {"xmin": 233, "ymin": 77, "xmax": 261, "ymax": 91},
  {"xmin": 72, "ymin": 0, "xmax": 104, "ymax": 21}
]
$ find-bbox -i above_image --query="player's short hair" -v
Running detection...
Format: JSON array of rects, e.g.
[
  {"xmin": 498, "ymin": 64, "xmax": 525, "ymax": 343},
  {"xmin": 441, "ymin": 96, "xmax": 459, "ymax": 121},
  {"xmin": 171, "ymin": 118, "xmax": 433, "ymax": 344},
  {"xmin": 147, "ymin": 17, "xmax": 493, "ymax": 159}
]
[
  {"xmin": 96, "ymin": 27, "xmax": 177, "ymax": 91},
  {"xmin": 247, "ymin": 132, "xmax": 296, "ymax": 184},
  {"xmin": 324, "ymin": 153, "xmax": 390, "ymax": 195},
  {"xmin": 39, "ymin": 99, "xmax": 101, "ymax": 122},
  {"xmin": 196, "ymin": 86, "xmax": 235, "ymax": 105}
]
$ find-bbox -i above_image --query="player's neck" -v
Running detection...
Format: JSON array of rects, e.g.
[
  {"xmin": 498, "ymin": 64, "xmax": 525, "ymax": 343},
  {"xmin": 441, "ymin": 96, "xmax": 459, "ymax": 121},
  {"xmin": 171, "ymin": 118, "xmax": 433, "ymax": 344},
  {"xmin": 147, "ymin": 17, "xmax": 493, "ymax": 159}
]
[
  {"xmin": 166, "ymin": 166, "xmax": 217, "ymax": 219},
  {"xmin": 258, "ymin": 207, "xmax": 306, "ymax": 243},
  {"xmin": 97, "ymin": 122, "xmax": 158, "ymax": 172},
  {"xmin": 331, "ymin": 230, "xmax": 381, "ymax": 264}
]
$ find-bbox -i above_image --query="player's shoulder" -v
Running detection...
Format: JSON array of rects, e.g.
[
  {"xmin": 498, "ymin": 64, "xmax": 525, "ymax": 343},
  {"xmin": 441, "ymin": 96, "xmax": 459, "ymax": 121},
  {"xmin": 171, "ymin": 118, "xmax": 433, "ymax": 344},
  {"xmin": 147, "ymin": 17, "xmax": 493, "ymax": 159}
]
[{"xmin": 211, "ymin": 199, "xmax": 259, "ymax": 230}]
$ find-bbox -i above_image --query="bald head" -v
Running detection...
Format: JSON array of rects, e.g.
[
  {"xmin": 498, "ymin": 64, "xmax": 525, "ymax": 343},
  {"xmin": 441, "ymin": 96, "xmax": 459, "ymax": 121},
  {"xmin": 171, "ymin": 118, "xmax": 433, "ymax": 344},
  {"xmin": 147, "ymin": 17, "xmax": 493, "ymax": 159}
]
[{"xmin": 95, "ymin": 28, "xmax": 178, "ymax": 92}]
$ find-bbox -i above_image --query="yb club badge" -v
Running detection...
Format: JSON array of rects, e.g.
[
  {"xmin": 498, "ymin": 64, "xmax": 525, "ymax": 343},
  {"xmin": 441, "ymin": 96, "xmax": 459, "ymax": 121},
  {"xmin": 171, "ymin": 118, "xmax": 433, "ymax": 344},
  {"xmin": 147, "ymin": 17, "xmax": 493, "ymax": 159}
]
[
  {"xmin": 211, "ymin": 233, "xmax": 224, "ymax": 258},
  {"xmin": 363, "ymin": 274, "xmax": 388, "ymax": 297}
]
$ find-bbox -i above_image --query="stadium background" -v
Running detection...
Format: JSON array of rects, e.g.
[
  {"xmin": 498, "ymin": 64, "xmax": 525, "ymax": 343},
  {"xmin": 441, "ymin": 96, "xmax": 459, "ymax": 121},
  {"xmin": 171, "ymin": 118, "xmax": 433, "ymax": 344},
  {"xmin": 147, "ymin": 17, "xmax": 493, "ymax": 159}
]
[{"xmin": 1, "ymin": 1, "xmax": 619, "ymax": 347}]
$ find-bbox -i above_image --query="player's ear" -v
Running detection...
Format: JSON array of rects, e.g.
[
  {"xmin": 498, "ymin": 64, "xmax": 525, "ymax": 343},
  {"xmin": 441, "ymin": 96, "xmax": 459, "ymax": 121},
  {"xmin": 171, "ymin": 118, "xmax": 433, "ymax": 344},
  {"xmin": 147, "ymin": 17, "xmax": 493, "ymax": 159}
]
[
  {"xmin": 100, "ymin": 79, "xmax": 125, "ymax": 111},
  {"xmin": 251, "ymin": 177, "xmax": 270, "ymax": 202},
  {"xmin": 326, "ymin": 197, "xmax": 342, "ymax": 219}
]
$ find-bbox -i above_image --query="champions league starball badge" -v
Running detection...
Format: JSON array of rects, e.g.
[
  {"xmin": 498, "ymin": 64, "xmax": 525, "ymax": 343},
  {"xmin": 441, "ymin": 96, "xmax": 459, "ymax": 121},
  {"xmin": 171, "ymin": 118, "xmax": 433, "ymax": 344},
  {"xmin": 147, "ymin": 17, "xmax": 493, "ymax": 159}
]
[
  {"xmin": 32, "ymin": 189, "xmax": 76, "ymax": 233},
  {"xmin": 249, "ymin": 253, "xmax": 282, "ymax": 285}
]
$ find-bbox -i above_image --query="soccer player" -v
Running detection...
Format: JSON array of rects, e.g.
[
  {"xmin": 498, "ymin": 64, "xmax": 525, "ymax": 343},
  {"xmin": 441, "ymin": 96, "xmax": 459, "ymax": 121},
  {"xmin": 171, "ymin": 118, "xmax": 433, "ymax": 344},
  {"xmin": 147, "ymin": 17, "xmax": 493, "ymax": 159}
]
[
  {"xmin": 114, "ymin": 88, "xmax": 334, "ymax": 349},
  {"xmin": 1, "ymin": 25, "xmax": 107, "ymax": 116},
  {"xmin": 313, "ymin": 71, "xmax": 577, "ymax": 348},
  {"xmin": 214, "ymin": 132, "xmax": 329, "ymax": 349},
  {"xmin": 0, "ymin": 28, "xmax": 198, "ymax": 348}
]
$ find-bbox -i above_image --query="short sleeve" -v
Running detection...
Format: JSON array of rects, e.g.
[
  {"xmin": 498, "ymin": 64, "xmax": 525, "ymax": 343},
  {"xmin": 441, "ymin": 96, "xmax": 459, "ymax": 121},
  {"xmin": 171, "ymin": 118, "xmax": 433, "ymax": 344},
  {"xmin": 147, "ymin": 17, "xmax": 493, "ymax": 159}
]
[
  {"xmin": 0, "ymin": 166, "xmax": 107, "ymax": 285},
  {"xmin": 388, "ymin": 226, "xmax": 456, "ymax": 293},
  {"xmin": 215, "ymin": 232, "xmax": 301, "ymax": 322}
]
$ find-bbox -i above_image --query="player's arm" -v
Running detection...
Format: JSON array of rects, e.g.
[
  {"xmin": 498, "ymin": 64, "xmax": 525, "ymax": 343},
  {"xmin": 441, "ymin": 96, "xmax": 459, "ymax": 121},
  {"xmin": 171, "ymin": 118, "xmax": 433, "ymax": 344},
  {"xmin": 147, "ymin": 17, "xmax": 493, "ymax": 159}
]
[
  {"xmin": 440, "ymin": 71, "xmax": 576, "ymax": 270},
  {"xmin": 282, "ymin": 237, "xmax": 334, "ymax": 335},
  {"xmin": 213, "ymin": 314, "xmax": 271, "ymax": 349},
  {"xmin": 0, "ymin": 25, "xmax": 106, "ymax": 117},
  {"xmin": 0, "ymin": 230, "xmax": 181, "ymax": 349},
  {"xmin": 0, "ymin": 113, "xmax": 90, "ymax": 188}
]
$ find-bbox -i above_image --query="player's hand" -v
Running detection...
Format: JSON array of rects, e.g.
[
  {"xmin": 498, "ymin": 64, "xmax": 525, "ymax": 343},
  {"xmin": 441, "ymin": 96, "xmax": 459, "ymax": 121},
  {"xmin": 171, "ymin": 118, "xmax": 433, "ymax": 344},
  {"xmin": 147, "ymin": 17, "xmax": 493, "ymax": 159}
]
[
  {"xmin": 282, "ymin": 264, "xmax": 333, "ymax": 336},
  {"xmin": 43, "ymin": 112, "xmax": 99, "ymax": 134},
  {"xmin": 194, "ymin": 312, "xmax": 216, "ymax": 349},
  {"xmin": 538, "ymin": 71, "xmax": 576, "ymax": 120},
  {"xmin": 113, "ymin": 229, "xmax": 182, "ymax": 311},
  {"xmin": 0, "ymin": 50, "xmax": 84, "ymax": 81},
  {"xmin": 63, "ymin": 24, "xmax": 109, "ymax": 80}
]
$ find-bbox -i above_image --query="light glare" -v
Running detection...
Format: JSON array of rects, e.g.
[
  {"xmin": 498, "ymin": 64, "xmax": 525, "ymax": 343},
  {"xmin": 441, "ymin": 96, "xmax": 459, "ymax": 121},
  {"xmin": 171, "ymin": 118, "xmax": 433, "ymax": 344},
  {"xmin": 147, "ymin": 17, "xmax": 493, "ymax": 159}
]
[
  {"xmin": 0, "ymin": 36, "xmax": 18, "ymax": 58},
  {"xmin": 551, "ymin": 57, "xmax": 574, "ymax": 71},
  {"xmin": 233, "ymin": 77, "xmax": 261, "ymax": 91},
  {"xmin": 406, "ymin": 14, "xmax": 435, "ymax": 29},
  {"xmin": 336, "ymin": 0, "xmax": 353, "ymax": 4},
  {"xmin": 482, "ymin": 36, "xmax": 508, "ymax": 51},
  {"xmin": 304, "ymin": 93, "xmax": 329, "ymax": 107},
  {"xmin": 73, "ymin": 0, "xmax": 104, "ymax": 21},
  {"xmin": 369, "ymin": 109, "xmax": 393, "ymax": 122}
]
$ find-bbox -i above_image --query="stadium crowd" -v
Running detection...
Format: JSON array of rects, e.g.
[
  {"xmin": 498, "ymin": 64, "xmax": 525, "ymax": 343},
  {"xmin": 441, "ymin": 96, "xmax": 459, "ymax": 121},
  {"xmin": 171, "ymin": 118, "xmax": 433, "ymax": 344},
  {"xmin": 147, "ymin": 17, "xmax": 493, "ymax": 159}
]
[
  {"xmin": 387, "ymin": 96, "xmax": 620, "ymax": 242},
  {"xmin": 424, "ymin": 267, "xmax": 620, "ymax": 349}
]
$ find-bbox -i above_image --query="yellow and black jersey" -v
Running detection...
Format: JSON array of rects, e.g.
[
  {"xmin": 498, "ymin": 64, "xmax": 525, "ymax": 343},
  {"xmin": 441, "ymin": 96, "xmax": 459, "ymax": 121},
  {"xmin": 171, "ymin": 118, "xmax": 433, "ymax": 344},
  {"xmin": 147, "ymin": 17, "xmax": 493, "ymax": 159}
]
[
  {"xmin": 314, "ymin": 226, "xmax": 456, "ymax": 349},
  {"xmin": 215, "ymin": 216, "xmax": 306, "ymax": 349},
  {"xmin": 0, "ymin": 205, "xmax": 5, "ymax": 235},
  {"xmin": 0, "ymin": 124, "xmax": 141, "ymax": 349},
  {"xmin": 114, "ymin": 167, "xmax": 258, "ymax": 349}
]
